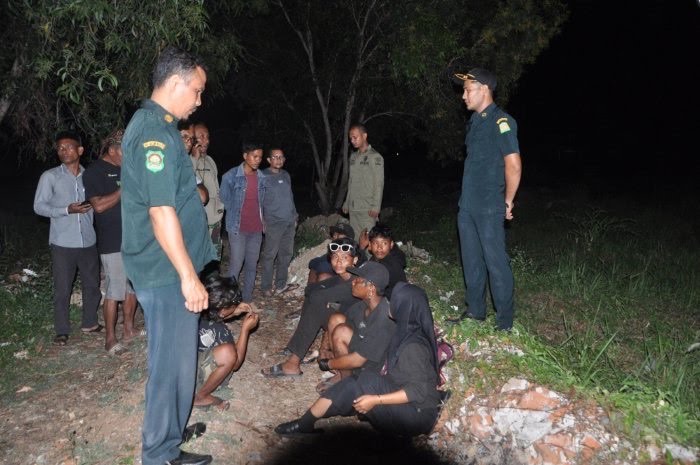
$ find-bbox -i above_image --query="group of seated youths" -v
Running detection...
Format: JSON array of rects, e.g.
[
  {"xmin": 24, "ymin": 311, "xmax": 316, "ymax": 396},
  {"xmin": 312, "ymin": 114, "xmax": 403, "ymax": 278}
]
[{"xmin": 193, "ymin": 220, "xmax": 446, "ymax": 435}]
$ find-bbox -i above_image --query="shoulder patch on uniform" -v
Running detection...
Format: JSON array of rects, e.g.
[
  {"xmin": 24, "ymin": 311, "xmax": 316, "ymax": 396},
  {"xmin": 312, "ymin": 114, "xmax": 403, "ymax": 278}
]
[
  {"xmin": 145, "ymin": 150, "xmax": 165, "ymax": 173},
  {"xmin": 497, "ymin": 118, "xmax": 511, "ymax": 134},
  {"xmin": 143, "ymin": 140, "xmax": 166, "ymax": 150},
  {"xmin": 374, "ymin": 157, "xmax": 383, "ymax": 166}
]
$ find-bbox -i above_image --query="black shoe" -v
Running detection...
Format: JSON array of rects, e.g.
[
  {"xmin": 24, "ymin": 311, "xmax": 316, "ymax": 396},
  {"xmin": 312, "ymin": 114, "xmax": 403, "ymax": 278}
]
[
  {"xmin": 446, "ymin": 310, "xmax": 485, "ymax": 324},
  {"xmin": 166, "ymin": 451, "xmax": 213, "ymax": 465},
  {"xmin": 274, "ymin": 419, "xmax": 321, "ymax": 437},
  {"xmin": 182, "ymin": 422, "xmax": 206, "ymax": 442}
]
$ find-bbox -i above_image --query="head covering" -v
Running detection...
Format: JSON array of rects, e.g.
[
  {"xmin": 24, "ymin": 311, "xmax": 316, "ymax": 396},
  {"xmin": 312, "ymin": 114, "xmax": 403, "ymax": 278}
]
[
  {"xmin": 347, "ymin": 261, "xmax": 389, "ymax": 295},
  {"xmin": 330, "ymin": 222, "xmax": 355, "ymax": 240},
  {"xmin": 385, "ymin": 282, "xmax": 439, "ymax": 375},
  {"xmin": 453, "ymin": 67, "xmax": 498, "ymax": 91}
]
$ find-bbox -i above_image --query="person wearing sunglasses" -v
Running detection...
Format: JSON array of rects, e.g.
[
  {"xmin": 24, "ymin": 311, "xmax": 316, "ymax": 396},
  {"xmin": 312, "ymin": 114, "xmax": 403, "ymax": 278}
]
[
  {"xmin": 262, "ymin": 237, "xmax": 365, "ymax": 378},
  {"xmin": 275, "ymin": 282, "xmax": 444, "ymax": 437}
]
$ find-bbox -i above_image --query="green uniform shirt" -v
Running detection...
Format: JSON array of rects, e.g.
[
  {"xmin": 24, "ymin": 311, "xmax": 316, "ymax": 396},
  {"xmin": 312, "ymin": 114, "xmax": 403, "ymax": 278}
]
[
  {"xmin": 459, "ymin": 103, "xmax": 520, "ymax": 212},
  {"xmin": 121, "ymin": 99, "xmax": 215, "ymax": 290},
  {"xmin": 343, "ymin": 145, "xmax": 384, "ymax": 212}
]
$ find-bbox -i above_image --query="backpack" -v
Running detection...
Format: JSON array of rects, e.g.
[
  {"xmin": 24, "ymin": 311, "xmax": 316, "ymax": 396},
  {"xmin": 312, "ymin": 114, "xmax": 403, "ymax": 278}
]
[{"xmin": 435, "ymin": 326, "xmax": 454, "ymax": 387}]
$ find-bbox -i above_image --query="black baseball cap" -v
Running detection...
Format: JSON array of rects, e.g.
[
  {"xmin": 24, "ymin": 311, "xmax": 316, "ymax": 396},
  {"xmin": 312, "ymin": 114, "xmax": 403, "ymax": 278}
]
[
  {"xmin": 347, "ymin": 262, "xmax": 389, "ymax": 294},
  {"xmin": 330, "ymin": 222, "xmax": 355, "ymax": 240},
  {"xmin": 454, "ymin": 67, "xmax": 498, "ymax": 91}
]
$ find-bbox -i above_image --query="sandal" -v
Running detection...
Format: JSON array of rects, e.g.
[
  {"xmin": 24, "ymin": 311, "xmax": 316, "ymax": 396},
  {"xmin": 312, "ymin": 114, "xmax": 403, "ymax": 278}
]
[
  {"xmin": 53, "ymin": 334, "xmax": 69, "ymax": 346},
  {"xmin": 315, "ymin": 378, "xmax": 339, "ymax": 394},
  {"xmin": 81, "ymin": 324, "xmax": 104, "ymax": 334},
  {"xmin": 301, "ymin": 350, "xmax": 319, "ymax": 364},
  {"xmin": 261, "ymin": 363, "xmax": 303, "ymax": 378},
  {"xmin": 107, "ymin": 342, "xmax": 129, "ymax": 356}
]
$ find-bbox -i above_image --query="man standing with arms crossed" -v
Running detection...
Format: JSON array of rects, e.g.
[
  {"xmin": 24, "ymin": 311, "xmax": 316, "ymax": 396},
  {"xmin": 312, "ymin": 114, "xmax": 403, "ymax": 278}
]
[
  {"xmin": 191, "ymin": 122, "xmax": 224, "ymax": 256},
  {"xmin": 121, "ymin": 46, "xmax": 215, "ymax": 465},
  {"xmin": 450, "ymin": 68, "xmax": 522, "ymax": 331},
  {"xmin": 342, "ymin": 124, "xmax": 384, "ymax": 236},
  {"xmin": 260, "ymin": 147, "xmax": 298, "ymax": 296},
  {"xmin": 83, "ymin": 129, "xmax": 139, "ymax": 356}
]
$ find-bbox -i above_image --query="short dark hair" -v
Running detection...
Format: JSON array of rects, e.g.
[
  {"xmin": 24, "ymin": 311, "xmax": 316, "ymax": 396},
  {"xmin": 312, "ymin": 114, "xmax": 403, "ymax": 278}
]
[
  {"xmin": 151, "ymin": 46, "xmax": 206, "ymax": 89},
  {"xmin": 55, "ymin": 130, "xmax": 82, "ymax": 146},
  {"xmin": 369, "ymin": 223, "xmax": 394, "ymax": 242},
  {"xmin": 349, "ymin": 123, "xmax": 367, "ymax": 134},
  {"xmin": 242, "ymin": 142, "xmax": 264, "ymax": 154}
]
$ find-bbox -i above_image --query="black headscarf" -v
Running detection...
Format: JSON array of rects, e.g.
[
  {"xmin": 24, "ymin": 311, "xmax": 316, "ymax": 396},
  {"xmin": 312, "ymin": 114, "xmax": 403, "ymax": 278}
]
[{"xmin": 385, "ymin": 282, "xmax": 439, "ymax": 375}]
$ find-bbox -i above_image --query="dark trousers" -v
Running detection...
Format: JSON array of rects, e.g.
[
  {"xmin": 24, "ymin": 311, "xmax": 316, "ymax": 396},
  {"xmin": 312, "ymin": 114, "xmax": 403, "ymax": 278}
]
[
  {"xmin": 50, "ymin": 244, "xmax": 101, "ymax": 335},
  {"xmin": 286, "ymin": 278, "xmax": 355, "ymax": 357},
  {"xmin": 323, "ymin": 371, "xmax": 438, "ymax": 436},
  {"xmin": 136, "ymin": 282, "xmax": 199, "ymax": 465},
  {"xmin": 260, "ymin": 220, "xmax": 296, "ymax": 291},
  {"xmin": 457, "ymin": 208, "xmax": 515, "ymax": 330}
]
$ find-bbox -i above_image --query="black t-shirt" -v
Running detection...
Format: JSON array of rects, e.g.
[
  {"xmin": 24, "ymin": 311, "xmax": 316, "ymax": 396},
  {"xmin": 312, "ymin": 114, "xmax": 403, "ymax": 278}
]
[
  {"xmin": 346, "ymin": 298, "xmax": 395, "ymax": 373},
  {"xmin": 373, "ymin": 247, "xmax": 407, "ymax": 298},
  {"xmin": 83, "ymin": 158, "xmax": 122, "ymax": 254}
]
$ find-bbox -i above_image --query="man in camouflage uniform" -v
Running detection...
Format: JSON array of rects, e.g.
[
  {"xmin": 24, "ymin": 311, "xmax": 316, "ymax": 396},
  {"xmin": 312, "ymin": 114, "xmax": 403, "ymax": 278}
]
[{"xmin": 342, "ymin": 124, "xmax": 384, "ymax": 236}]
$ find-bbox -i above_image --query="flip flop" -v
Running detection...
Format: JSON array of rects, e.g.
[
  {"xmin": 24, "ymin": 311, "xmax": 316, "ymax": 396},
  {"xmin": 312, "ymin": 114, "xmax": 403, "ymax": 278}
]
[
  {"xmin": 315, "ymin": 378, "xmax": 338, "ymax": 394},
  {"xmin": 261, "ymin": 363, "xmax": 303, "ymax": 378},
  {"xmin": 81, "ymin": 324, "xmax": 104, "ymax": 334},
  {"xmin": 107, "ymin": 342, "xmax": 129, "ymax": 356},
  {"xmin": 194, "ymin": 396, "xmax": 230, "ymax": 412},
  {"xmin": 53, "ymin": 334, "xmax": 69, "ymax": 346},
  {"xmin": 301, "ymin": 350, "xmax": 319, "ymax": 364}
]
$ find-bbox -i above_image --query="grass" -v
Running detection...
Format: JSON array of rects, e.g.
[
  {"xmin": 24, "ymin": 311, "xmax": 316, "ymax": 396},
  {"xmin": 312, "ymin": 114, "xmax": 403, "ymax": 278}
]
[
  {"xmin": 394, "ymin": 186, "xmax": 699, "ymax": 451},
  {"xmin": 1, "ymin": 184, "xmax": 698, "ymax": 457}
]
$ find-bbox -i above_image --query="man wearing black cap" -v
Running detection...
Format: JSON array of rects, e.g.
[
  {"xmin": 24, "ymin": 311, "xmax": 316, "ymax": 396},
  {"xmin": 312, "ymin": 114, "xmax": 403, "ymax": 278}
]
[
  {"xmin": 317, "ymin": 261, "xmax": 395, "ymax": 386},
  {"xmin": 451, "ymin": 68, "xmax": 522, "ymax": 331}
]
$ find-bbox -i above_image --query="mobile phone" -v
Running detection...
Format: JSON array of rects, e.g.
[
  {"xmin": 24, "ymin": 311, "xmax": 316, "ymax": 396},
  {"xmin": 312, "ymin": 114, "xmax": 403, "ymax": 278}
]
[{"xmin": 80, "ymin": 200, "xmax": 91, "ymax": 206}]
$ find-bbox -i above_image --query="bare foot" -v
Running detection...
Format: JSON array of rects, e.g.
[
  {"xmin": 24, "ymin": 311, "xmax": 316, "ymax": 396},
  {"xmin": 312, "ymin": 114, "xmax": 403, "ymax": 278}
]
[{"xmin": 194, "ymin": 395, "xmax": 230, "ymax": 411}]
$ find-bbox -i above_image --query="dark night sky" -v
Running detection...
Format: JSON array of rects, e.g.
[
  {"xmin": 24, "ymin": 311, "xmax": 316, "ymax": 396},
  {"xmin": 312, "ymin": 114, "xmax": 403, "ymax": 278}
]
[
  {"xmin": 3, "ymin": 1, "xmax": 699, "ymax": 207},
  {"xmin": 508, "ymin": 0, "xmax": 700, "ymax": 194}
]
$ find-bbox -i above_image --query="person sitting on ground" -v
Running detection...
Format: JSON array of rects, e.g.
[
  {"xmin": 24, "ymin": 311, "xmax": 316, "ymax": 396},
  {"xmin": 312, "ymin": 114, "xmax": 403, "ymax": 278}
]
[
  {"xmin": 359, "ymin": 223, "xmax": 407, "ymax": 298},
  {"xmin": 316, "ymin": 261, "xmax": 395, "ymax": 393},
  {"xmin": 262, "ymin": 237, "xmax": 364, "ymax": 378},
  {"xmin": 275, "ymin": 282, "xmax": 443, "ymax": 437},
  {"xmin": 307, "ymin": 222, "xmax": 355, "ymax": 285},
  {"xmin": 194, "ymin": 269, "xmax": 259, "ymax": 411}
]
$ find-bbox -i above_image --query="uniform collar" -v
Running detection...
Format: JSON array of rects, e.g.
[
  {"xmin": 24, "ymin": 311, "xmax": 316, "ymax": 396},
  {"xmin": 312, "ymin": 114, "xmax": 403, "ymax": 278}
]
[
  {"xmin": 141, "ymin": 99, "xmax": 178, "ymax": 126},
  {"xmin": 470, "ymin": 102, "xmax": 497, "ymax": 124}
]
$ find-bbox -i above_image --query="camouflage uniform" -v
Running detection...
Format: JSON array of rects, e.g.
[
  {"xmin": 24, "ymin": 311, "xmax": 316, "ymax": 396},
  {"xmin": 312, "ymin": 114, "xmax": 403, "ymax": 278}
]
[{"xmin": 343, "ymin": 145, "xmax": 384, "ymax": 235}]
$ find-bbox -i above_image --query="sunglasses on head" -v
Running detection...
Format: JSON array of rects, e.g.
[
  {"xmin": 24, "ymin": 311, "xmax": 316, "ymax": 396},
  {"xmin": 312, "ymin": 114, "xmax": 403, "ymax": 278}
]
[{"xmin": 329, "ymin": 243, "xmax": 354, "ymax": 252}]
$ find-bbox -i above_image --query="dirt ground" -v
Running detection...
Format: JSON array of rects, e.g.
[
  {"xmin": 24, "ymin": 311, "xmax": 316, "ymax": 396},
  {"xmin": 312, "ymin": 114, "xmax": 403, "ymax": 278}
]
[{"xmin": 0, "ymin": 287, "xmax": 453, "ymax": 465}]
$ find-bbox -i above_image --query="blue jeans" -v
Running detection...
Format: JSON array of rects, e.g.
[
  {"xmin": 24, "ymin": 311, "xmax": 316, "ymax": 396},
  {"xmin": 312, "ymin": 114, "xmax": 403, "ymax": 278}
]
[
  {"xmin": 136, "ymin": 282, "xmax": 199, "ymax": 465},
  {"xmin": 226, "ymin": 231, "xmax": 262, "ymax": 302},
  {"xmin": 260, "ymin": 220, "xmax": 296, "ymax": 291},
  {"xmin": 457, "ymin": 208, "xmax": 514, "ymax": 329}
]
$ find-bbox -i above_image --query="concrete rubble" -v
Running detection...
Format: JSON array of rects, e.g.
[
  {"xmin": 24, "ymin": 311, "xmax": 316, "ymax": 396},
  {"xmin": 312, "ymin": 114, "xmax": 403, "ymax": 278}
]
[{"xmin": 429, "ymin": 340, "xmax": 699, "ymax": 465}]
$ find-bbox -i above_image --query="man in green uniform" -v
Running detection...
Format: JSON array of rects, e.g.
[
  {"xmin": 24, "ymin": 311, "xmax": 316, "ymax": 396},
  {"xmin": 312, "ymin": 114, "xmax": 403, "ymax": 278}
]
[
  {"xmin": 450, "ymin": 68, "xmax": 522, "ymax": 331},
  {"xmin": 342, "ymin": 124, "xmax": 384, "ymax": 236},
  {"xmin": 121, "ymin": 46, "xmax": 215, "ymax": 465}
]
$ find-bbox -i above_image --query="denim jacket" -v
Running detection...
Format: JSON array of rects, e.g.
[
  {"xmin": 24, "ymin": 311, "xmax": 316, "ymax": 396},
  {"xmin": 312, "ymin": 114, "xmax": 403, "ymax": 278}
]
[{"xmin": 220, "ymin": 163, "xmax": 266, "ymax": 235}]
